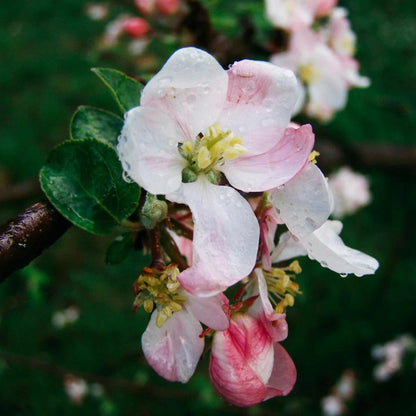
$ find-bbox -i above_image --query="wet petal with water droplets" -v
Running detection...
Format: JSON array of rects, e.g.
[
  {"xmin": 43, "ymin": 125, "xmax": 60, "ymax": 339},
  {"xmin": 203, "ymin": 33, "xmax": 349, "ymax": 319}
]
[
  {"xmin": 141, "ymin": 47, "xmax": 228, "ymax": 140},
  {"xmin": 271, "ymin": 161, "xmax": 332, "ymax": 239},
  {"xmin": 219, "ymin": 59, "xmax": 299, "ymax": 156},
  {"xmin": 303, "ymin": 220, "xmax": 379, "ymax": 276},
  {"xmin": 167, "ymin": 177, "xmax": 259, "ymax": 297},
  {"xmin": 141, "ymin": 308, "xmax": 204, "ymax": 383},
  {"xmin": 118, "ymin": 106, "xmax": 186, "ymax": 194},
  {"xmin": 221, "ymin": 124, "xmax": 314, "ymax": 193}
]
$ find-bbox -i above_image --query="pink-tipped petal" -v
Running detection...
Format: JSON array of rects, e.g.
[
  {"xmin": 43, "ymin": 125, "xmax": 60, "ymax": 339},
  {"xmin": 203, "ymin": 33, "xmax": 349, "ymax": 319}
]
[
  {"xmin": 304, "ymin": 220, "xmax": 379, "ymax": 276},
  {"xmin": 209, "ymin": 315, "xmax": 273, "ymax": 407},
  {"xmin": 118, "ymin": 106, "xmax": 186, "ymax": 194},
  {"xmin": 221, "ymin": 124, "xmax": 314, "ymax": 193},
  {"xmin": 265, "ymin": 343, "xmax": 297, "ymax": 399},
  {"xmin": 219, "ymin": 59, "xmax": 298, "ymax": 156},
  {"xmin": 186, "ymin": 293, "xmax": 229, "ymax": 331},
  {"xmin": 271, "ymin": 162, "xmax": 332, "ymax": 239},
  {"xmin": 141, "ymin": 309, "xmax": 204, "ymax": 383},
  {"xmin": 141, "ymin": 47, "xmax": 228, "ymax": 140},
  {"xmin": 167, "ymin": 178, "xmax": 259, "ymax": 297}
]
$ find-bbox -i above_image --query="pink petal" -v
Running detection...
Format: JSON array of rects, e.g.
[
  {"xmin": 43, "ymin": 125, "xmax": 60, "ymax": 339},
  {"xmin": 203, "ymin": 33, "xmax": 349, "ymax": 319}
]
[
  {"xmin": 141, "ymin": 308, "xmax": 204, "ymax": 383},
  {"xmin": 186, "ymin": 293, "xmax": 229, "ymax": 331},
  {"xmin": 221, "ymin": 124, "xmax": 314, "ymax": 192},
  {"xmin": 271, "ymin": 162, "xmax": 332, "ymax": 239},
  {"xmin": 167, "ymin": 178, "xmax": 259, "ymax": 297},
  {"xmin": 118, "ymin": 106, "xmax": 186, "ymax": 194},
  {"xmin": 271, "ymin": 231, "xmax": 308, "ymax": 263},
  {"xmin": 140, "ymin": 47, "xmax": 228, "ymax": 140},
  {"xmin": 265, "ymin": 343, "xmax": 297, "ymax": 399},
  {"xmin": 219, "ymin": 59, "xmax": 298, "ymax": 156},
  {"xmin": 209, "ymin": 315, "xmax": 273, "ymax": 407}
]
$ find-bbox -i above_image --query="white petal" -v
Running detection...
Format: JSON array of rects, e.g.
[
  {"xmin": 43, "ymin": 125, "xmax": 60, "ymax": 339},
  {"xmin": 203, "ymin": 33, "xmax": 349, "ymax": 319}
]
[
  {"xmin": 118, "ymin": 106, "xmax": 186, "ymax": 194},
  {"xmin": 303, "ymin": 220, "xmax": 379, "ymax": 276},
  {"xmin": 167, "ymin": 178, "xmax": 259, "ymax": 297},
  {"xmin": 271, "ymin": 231, "xmax": 307, "ymax": 263},
  {"xmin": 141, "ymin": 47, "xmax": 228, "ymax": 140},
  {"xmin": 141, "ymin": 309, "xmax": 204, "ymax": 383},
  {"xmin": 186, "ymin": 293, "xmax": 229, "ymax": 331},
  {"xmin": 271, "ymin": 163, "xmax": 332, "ymax": 239},
  {"xmin": 219, "ymin": 59, "xmax": 298, "ymax": 156}
]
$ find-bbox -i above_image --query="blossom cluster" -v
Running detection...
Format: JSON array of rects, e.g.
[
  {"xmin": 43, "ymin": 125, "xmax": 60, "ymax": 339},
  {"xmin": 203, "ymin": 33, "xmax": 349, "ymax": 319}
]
[
  {"xmin": 372, "ymin": 334, "xmax": 416, "ymax": 382},
  {"xmin": 117, "ymin": 47, "xmax": 378, "ymax": 407},
  {"xmin": 266, "ymin": 0, "xmax": 369, "ymax": 120}
]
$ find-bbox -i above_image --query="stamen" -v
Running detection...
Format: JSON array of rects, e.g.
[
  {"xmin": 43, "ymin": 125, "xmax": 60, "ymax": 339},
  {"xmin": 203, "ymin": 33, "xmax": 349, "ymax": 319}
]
[{"xmin": 132, "ymin": 264, "xmax": 186, "ymax": 327}]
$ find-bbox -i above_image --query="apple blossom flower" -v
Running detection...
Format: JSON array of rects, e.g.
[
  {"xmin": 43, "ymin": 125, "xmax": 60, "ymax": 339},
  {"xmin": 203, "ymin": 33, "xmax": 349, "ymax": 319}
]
[
  {"xmin": 328, "ymin": 167, "xmax": 371, "ymax": 218},
  {"xmin": 209, "ymin": 313, "xmax": 296, "ymax": 407},
  {"xmin": 265, "ymin": 0, "xmax": 337, "ymax": 30},
  {"xmin": 118, "ymin": 47, "xmax": 314, "ymax": 296},
  {"xmin": 271, "ymin": 25, "xmax": 368, "ymax": 120},
  {"xmin": 372, "ymin": 334, "xmax": 416, "ymax": 382},
  {"xmin": 64, "ymin": 375, "xmax": 89, "ymax": 405}
]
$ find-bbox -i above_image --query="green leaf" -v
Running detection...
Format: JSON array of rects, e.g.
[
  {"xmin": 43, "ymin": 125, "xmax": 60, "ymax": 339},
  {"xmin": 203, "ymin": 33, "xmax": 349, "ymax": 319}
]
[
  {"xmin": 92, "ymin": 67, "xmax": 143, "ymax": 113},
  {"xmin": 40, "ymin": 139, "xmax": 141, "ymax": 235},
  {"xmin": 70, "ymin": 106, "xmax": 123, "ymax": 147},
  {"xmin": 105, "ymin": 232, "xmax": 135, "ymax": 265}
]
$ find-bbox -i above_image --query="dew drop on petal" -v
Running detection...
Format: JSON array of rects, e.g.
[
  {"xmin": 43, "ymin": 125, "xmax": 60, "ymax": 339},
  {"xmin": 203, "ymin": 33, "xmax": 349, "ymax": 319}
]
[
  {"xmin": 122, "ymin": 170, "xmax": 135, "ymax": 183},
  {"xmin": 340, "ymin": 273, "xmax": 348, "ymax": 278}
]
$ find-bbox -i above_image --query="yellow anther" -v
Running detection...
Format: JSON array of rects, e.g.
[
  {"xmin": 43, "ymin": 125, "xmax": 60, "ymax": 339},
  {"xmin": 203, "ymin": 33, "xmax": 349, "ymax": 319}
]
[
  {"xmin": 143, "ymin": 299, "xmax": 154, "ymax": 313},
  {"xmin": 340, "ymin": 37, "xmax": 355, "ymax": 55},
  {"xmin": 289, "ymin": 281, "xmax": 300, "ymax": 292},
  {"xmin": 169, "ymin": 301, "xmax": 183, "ymax": 313},
  {"xmin": 289, "ymin": 260, "xmax": 302, "ymax": 274},
  {"xmin": 182, "ymin": 141, "xmax": 194, "ymax": 156},
  {"xmin": 298, "ymin": 63, "xmax": 320, "ymax": 84},
  {"xmin": 272, "ymin": 268, "xmax": 287, "ymax": 278},
  {"xmin": 156, "ymin": 310, "xmax": 169, "ymax": 328},
  {"xmin": 308, "ymin": 151, "xmax": 320, "ymax": 164},
  {"xmin": 285, "ymin": 293, "xmax": 295, "ymax": 307},
  {"xmin": 223, "ymin": 143, "xmax": 247, "ymax": 160},
  {"xmin": 197, "ymin": 147, "xmax": 212, "ymax": 169}
]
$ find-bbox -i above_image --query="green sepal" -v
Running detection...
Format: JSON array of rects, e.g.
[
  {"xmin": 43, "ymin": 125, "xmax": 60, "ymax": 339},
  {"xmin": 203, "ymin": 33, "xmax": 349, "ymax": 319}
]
[
  {"xmin": 91, "ymin": 67, "xmax": 143, "ymax": 113},
  {"xmin": 40, "ymin": 138, "xmax": 141, "ymax": 235},
  {"xmin": 105, "ymin": 232, "xmax": 135, "ymax": 265},
  {"xmin": 70, "ymin": 106, "xmax": 123, "ymax": 147}
]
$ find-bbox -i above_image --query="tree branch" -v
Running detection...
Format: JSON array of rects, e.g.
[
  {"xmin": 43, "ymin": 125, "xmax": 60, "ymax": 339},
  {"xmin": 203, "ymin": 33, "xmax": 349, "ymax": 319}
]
[{"xmin": 0, "ymin": 201, "xmax": 71, "ymax": 282}]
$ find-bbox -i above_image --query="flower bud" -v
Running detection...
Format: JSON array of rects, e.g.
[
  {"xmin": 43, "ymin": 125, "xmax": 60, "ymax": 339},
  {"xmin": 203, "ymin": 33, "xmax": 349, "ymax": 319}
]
[
  {"xmin": 122, "ymin": 17, "xmax": 150, "ymax": 38},
  {"xmin": 140, "ymin": 193, "xmax": 168, "ymax": 229}
]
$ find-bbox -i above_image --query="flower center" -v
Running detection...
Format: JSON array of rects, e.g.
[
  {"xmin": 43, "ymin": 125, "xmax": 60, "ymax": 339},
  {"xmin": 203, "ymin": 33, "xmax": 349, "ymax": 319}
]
[
  {"xmin": 132, "ymin": 264, "xmax": 186, "ymax": 327},
  {"xmin": 178, "ymin": 122, "xmax": 246, "ymax": 183},
  {"xmin": 262, "ymin": 261, "xmax": 302, "ymax": 314},
  {"xmin": 298, "ymin": 63, "xmax": 320, "ymax": 84}
]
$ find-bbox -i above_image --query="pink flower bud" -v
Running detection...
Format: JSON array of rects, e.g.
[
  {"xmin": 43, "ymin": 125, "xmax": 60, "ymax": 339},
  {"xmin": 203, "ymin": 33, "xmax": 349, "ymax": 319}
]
[
  {"xmin": 315, "ymin": 0, "xmax": 338, "ymax": 17},
  {"xmin": 209, "ymin": 314, "xmax": 296, "ymax": 407},
  {"xmin": 122, "ymin": 17, "xmax": 150, "ymax": 38},
  {"xmin": 156, "ymin": 0, "xmax": 179, "ymax": 15}
]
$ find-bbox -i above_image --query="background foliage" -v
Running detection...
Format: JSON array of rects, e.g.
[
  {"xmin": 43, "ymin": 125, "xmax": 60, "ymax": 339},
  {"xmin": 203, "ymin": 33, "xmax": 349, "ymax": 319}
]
[{"xmin": 0, "ymin": 0, "xmax": 415, "ymax": 414}]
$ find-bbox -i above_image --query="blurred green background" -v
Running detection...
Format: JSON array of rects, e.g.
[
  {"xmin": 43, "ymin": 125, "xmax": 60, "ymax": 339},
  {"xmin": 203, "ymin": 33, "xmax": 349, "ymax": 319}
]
[{"xmin": 0, "ymin": 0, "xmax": 415, "ymax": 415}]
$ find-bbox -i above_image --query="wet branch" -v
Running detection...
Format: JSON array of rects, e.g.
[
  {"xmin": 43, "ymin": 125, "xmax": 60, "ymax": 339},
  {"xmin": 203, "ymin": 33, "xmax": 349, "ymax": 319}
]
[{"xmin": 0, "ymin": 201, "xmax": 71, "ymax": 282}]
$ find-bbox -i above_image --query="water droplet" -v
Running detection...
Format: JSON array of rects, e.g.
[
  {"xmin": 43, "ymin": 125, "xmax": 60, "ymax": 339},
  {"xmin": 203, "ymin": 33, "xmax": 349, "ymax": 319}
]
[
  {"xmin": 340, "ymin": 273, "xmax": 348, "ymax": 278},
  {"xmin": 122, "ymin": 171, "xmax": 135, "ymax": 183},
  {"xmin": 203, "ymin": 86, "xmax": 211, "ymax": 95},
  {"xmin": 321, "ymin": 261, "xmax": 328, "ymax": 267},
  {"xmin": 125, "ymin": 161, "xmax": 131, "ymax": 171},
  {"xmin": 262, "ymin": 98, "xmax": 274, "ymax": 112}
]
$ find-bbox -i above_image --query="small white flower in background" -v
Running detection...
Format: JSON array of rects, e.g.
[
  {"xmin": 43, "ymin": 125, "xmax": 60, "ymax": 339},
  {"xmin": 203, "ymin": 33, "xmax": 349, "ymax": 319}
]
[
  {"xmin": 321, "ymin": 370, "xmax": 356, "ymax": 416},
  {"xmin": 51, "ymin": 306, "xmax": 80, "ymax": 329},
  {"xmin": 90, "ymin": 383, "xmax": 105, "ymax": 398},
  {"xmin": 64, "ymin": 375, "xmax": 89, "ymax": 405},
  {"xmin": 85, "ymin": 3, "xmax": 109, "ymax": 21},
  {"xmin": 321, "ymin": 395, "xmax": 345, "ymax": 416},
  {"xmin": 372, "ymin": 334, "xmax": 416, "ymax": 382},
  {"xmin": 328, "ymin": 167, "xmax": 371, "ymax": 218}
]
